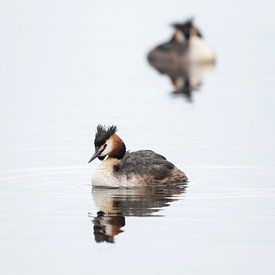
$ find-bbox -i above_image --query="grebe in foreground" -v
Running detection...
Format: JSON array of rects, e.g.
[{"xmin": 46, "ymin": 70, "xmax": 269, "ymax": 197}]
[{"xmin": 88, "ymin": 125, "xmax": 188, "ymax": 187}]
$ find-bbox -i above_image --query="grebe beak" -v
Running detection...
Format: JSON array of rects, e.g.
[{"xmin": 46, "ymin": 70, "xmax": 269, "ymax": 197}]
[
  {"xmin": 88, "ymin": 149, "xmax": 102, "ymax": 163},
  {"xmin": 88, "ymin": 144, "xmax": 107, "ymax": 163},
  {"xmin": 171, "ymin": 23, "xmax": 180, "ymax": 29}
]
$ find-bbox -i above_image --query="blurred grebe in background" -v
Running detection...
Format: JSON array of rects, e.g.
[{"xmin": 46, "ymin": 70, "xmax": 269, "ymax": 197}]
[
  {"xmin": 148, "ymin": 18, "xmax": 216, "ymax": 101},
  {"xmin": 148, "ymin": 18, "xmax": 215, "ymax": 66},
  {"xmin": 88, "ymin": 125, "xmax": 188, "ymax": 187}
]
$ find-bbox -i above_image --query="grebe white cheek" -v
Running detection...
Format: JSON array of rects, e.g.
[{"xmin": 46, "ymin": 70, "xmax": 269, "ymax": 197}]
[{"xmin": 99, "ymin": 138, "xmax": 113, "ymax": 157}]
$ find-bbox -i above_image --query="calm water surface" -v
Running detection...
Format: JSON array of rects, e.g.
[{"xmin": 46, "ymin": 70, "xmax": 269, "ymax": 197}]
[{"xmin": 1, "ymin": 0, "xmax": 275, "ymax": 274}]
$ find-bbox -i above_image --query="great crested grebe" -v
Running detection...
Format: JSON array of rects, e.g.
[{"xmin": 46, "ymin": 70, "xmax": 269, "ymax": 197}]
[
  {"xmin": 88, "ymin": 125, "xmax": 188, "ymax": 187},
  {"xmin": 148, "ymin": 18, "xmax": 215, "ymax": 65}
]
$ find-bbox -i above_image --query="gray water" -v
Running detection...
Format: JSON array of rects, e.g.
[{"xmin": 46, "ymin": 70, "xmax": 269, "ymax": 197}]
[{"xmin": 1, "ymin": 0, "xmax": 275, "ymax": 274}]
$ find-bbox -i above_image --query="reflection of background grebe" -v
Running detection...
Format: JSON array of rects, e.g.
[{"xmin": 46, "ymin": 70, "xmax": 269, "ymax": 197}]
[
  {"xmin": 148, "ymin": 18, "xmax": 216, "ymax": 101},
  {"xmin": 88, "ymin": 125, "xmax": 187, "ymax": 187},
  {"xmin": 169, "ymin": 62, "xmax": 214, "ymax": 101},
  {"xmin": 91, "ymin": 186, "xmax": 186, "ymax": 243}
]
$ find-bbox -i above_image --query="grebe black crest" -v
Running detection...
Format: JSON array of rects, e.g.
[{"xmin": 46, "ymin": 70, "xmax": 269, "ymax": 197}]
[
  {"xmin": 171, "ymin": 18, "xmax": 203, "ymax": 41},
  {"xmin": 94, "ymin": 125, "xmax": 117, "ymax": 148},
  {"xmin": 88, "ymin": 125, "xmax": 188, "ymax": 187}
]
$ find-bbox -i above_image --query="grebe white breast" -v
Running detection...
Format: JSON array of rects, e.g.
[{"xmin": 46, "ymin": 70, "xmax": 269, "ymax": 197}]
[{"xmin": 88, "ymin": 125, "xmax": 188, "ymax": 188}]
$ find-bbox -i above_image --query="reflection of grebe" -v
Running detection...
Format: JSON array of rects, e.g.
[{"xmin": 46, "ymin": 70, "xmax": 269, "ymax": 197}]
[
  {"xmin": 92, "ymin": 211, "xmax": 125, "ymax": 243},
  {"xmin": 88, "ymin": 125, "xmax": 188, "ymax": 187},
  {"xmin": 91, "ymin": 186, "xmax": 185, "ymax": 243},
  {"xmin": 151, "ymin": 61, "xmax": 214, "ymax": 102},
  {"xmin": 148, "ymin": 18, "xmax": 215, "ymax": 66},
  {"xmin": 169, "ymin": 62, "xmax": 215, "ymax": 101}
]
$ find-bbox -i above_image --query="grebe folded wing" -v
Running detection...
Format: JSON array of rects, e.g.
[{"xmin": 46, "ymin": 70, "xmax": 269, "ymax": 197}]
[{"xmin": 117, "ymin": 150, "xmax": 187, "ymax": 184}]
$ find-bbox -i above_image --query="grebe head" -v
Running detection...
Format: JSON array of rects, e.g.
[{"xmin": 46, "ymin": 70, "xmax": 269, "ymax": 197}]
[
  {"xmin": 88, "ymin": 125, "xmax": 126, "ymax": 163},
  {"xmin": 172, "ymin": 18, "xmax": 203, "ymax": 41}
]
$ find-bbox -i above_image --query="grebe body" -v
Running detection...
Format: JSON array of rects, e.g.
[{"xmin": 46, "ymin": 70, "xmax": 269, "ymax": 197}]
[
  {"xmin": 148, "ymin": 18, "xmax": 215, "ymax": 66},
  {"xmin": 88, "ymin": 125, "xmax": 188, "ymax": 188}
]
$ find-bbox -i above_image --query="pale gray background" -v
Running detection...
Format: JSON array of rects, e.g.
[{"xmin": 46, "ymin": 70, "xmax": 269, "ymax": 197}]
[{"xmin": 0, "ymin": 0, "xmax": 275, "ymax": 274}]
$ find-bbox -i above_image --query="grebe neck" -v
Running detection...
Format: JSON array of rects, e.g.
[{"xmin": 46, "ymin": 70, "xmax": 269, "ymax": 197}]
[{"xmin": 108, "ymin": 134, "xmax": 126, "ymax": 160}]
